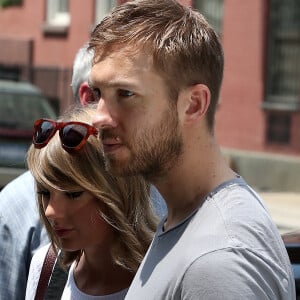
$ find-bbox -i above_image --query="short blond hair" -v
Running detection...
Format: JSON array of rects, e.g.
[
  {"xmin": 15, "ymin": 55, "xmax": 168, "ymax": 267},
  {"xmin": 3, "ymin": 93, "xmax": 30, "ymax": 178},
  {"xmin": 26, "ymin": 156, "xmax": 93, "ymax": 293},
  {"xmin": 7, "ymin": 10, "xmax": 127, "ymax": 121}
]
[{"xmin": 89, "ymin": 0, "xmax": 224, "ymax": 131}]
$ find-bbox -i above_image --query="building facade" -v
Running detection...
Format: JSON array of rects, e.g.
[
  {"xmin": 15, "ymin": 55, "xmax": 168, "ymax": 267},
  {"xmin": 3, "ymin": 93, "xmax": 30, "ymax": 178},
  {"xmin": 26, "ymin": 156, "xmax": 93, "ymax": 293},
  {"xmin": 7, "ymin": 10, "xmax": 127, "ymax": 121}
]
[
  {"xmin": 0, "ymin": 0, "xmax": 299, "ymax": 156},
  {"xmin": 215, "ymin": 0, "xmax": 300, "ymax": 156}
]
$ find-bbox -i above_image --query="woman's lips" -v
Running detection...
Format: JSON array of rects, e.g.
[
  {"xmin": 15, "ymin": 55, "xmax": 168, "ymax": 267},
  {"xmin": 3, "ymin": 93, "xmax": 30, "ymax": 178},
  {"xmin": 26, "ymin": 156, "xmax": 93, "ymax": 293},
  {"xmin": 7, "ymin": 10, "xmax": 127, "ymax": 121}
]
[{"xmin": 54, "ymin": 228, "xmax": 74, "ymax": 238}]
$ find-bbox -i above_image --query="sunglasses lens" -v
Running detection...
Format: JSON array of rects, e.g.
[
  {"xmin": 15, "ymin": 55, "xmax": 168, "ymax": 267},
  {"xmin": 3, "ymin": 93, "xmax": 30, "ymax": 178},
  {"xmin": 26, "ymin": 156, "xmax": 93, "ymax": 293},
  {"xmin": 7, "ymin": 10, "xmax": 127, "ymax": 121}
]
[
  {"xmin": 34, "ymin": 121, "xmax": 55, "ymax": 144},
  {"xmin": 61, "ymin": 124, "xmax": 88, "ymax": 148}
]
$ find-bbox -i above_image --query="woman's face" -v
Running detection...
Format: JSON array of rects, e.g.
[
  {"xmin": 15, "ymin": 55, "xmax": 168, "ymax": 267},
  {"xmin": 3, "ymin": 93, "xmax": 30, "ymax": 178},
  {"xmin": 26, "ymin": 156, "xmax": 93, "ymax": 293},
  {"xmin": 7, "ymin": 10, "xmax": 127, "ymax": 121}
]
[{"xmin": 37, "ymin": 183, "xmax": 114, "ymax": 252}]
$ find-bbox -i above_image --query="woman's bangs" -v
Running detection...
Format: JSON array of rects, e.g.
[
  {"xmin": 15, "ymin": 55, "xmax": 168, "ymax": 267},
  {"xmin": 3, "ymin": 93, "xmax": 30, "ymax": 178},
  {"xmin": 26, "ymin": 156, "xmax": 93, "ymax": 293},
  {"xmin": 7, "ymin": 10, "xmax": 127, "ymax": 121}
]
[{"xmin": 32, "ymin": 139, "xmax": 79, "ymax": 190}]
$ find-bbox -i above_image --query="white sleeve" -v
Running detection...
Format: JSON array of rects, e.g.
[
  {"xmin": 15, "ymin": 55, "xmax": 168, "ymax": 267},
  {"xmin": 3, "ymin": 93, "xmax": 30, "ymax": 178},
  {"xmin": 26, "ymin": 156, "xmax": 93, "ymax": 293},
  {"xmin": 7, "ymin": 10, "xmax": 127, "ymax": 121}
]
[{"xmin": 25, "ymin": 243, "xmax": 51, "ymax": 300}]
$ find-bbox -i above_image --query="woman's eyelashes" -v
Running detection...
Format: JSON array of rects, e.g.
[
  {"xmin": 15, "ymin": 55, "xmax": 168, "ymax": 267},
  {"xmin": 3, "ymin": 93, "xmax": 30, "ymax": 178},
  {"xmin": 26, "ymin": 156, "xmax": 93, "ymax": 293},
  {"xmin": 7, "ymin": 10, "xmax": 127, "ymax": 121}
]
[
  {"xmin": 37, "ymin": 190, "xmax": 50, "ymax": 208},
  {"xmin": 37, "ymin": 190, "xmax": 50, "ymax": 198},
  {"xmin": 65, "ymin": 191, "xmax": 84, "ymax": 199},
  {"xmin": 37, "ymin": 189, "xmax": 84, "ymax": 200}
]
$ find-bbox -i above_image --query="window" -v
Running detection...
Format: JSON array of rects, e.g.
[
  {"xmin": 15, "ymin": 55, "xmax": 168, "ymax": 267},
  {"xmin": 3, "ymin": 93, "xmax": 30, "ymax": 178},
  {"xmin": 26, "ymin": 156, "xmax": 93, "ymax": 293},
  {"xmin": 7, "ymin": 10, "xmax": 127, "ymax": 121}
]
[
  {"xmin": 193, "ymin": 0, "xmax": 224, "ymax": 36},
  {"xmin": 0, "ymin": 0, "xmax": 22, "ymax": 8},
  {"xmin": 94, "ymin": 0, "xmax": 117, "ymax": 24},
  {"xmin": 264, "ymin": 0, "xmax": 300, "ymax": 111},
  {"xmin": 266, "ymin": 113, "xmax": 291, "ymax": 144},
  {"xmin": 0, "ymin": 65, "xmax": 21, "ymax": 81},
  {"xmin": 43, "ymin": 0, "xmax": 70, "ymax": 35}
]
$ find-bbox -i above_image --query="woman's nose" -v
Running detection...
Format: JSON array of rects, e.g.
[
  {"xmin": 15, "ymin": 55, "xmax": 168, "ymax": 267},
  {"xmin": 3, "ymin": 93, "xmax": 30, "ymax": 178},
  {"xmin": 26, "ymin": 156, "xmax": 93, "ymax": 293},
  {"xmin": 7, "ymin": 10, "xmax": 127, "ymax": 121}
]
[{"xmin": 44, "ymin": 194, "xmax": 65, "ymax": 220}]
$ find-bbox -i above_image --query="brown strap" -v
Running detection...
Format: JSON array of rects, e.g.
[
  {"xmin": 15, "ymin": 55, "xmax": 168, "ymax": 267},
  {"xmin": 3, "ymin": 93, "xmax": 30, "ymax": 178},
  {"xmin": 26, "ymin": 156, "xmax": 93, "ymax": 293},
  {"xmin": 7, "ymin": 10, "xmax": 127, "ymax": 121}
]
[{"xmin": 34, "ymin": 245, "xmax": 56, "ymax": 300}]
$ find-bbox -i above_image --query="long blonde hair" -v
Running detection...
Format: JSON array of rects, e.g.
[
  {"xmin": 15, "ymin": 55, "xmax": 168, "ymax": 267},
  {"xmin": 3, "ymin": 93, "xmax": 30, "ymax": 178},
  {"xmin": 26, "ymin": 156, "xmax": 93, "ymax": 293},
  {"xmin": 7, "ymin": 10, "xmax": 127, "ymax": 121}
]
[{"xmin": 26, "ymin": 104, "xmax": 158, "ymax": 272}]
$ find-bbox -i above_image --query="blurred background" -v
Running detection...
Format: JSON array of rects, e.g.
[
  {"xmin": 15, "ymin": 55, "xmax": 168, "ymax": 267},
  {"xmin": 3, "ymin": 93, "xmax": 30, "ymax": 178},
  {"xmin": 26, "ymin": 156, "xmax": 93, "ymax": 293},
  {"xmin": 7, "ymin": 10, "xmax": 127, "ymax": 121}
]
[{"xmin": 0, "ymin": 0, "xmax": 299, "ymax": 233}]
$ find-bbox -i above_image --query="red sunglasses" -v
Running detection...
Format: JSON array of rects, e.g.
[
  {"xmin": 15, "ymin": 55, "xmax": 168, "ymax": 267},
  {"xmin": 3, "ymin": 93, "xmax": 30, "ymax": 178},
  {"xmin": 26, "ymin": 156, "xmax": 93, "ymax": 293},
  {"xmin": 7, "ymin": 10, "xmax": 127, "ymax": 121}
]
[{"xmin": 33, "ymin": 118, "xmax": 98, "ymax": 152}]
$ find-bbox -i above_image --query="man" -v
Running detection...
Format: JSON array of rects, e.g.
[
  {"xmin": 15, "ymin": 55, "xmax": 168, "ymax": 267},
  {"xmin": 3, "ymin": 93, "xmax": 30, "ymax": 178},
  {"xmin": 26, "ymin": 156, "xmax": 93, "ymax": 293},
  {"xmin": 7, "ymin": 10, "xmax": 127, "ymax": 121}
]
[
  {"xmin": 71, "ymin": 45, "xmax": 95, "ymax": 105},
  {"xmin": 0, "ymin": 44, "xmax": 95, "ymax": 300},
  {"xmin": 0, "ymin": 43, "xmax": 166, "ymax": 300},
  {"xmin": 89, "ymin": 0, "xmax": 295, "ymax": 299}
]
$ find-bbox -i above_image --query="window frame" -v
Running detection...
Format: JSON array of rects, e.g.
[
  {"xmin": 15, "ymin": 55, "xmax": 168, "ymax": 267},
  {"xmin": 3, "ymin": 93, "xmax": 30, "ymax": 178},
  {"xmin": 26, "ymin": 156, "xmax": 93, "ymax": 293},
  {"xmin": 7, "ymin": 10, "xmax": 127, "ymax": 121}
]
[
  {"xmin": 94, "ymin": 0, "xmax": 117, "ymax": 24},
  {"xmin": 43, "ymin": 0, "xmax": 70, "ymax": 35},
  {"xmin": 193, "ymin": 0, "xmax": 224, "ymax": 36},
  {"xmin": 263, "ymin": 0, "xmax": 300, "ymax": 112}
]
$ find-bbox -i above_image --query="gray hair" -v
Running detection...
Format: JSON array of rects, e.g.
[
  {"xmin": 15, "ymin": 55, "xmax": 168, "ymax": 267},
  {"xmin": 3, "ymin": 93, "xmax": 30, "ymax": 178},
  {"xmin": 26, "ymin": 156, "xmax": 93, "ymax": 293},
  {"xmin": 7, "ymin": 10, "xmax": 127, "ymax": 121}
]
[{"xmin": 71, "ymin": 44, "xmax": 94, "ymax": 103}]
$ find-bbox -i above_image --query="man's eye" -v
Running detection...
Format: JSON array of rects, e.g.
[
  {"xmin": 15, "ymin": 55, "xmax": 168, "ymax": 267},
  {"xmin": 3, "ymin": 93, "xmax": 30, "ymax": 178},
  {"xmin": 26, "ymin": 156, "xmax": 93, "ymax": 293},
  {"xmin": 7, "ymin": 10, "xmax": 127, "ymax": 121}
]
[
  {"xmin": 92, "ymin": 88, "xmax": 101, "ymax": 99},
  {"xmin": 65, "ymin": 191, "xmax": 83, "ymax": 199},
  {"xmin": 118, "ymin": 90, "xmax": 134, "ymax": 97}
]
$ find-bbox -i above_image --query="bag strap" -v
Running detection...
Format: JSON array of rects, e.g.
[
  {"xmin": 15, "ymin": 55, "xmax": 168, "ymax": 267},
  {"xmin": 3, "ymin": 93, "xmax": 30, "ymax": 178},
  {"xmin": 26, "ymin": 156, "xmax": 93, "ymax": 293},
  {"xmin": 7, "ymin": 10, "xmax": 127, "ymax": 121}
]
[
  {"xmin": 34, "ymin": 245, "xmax": 57, "ymax": 300},
  {"xmin": 44, "ymin": 259, "xmax": 69, "ymax": 300}
]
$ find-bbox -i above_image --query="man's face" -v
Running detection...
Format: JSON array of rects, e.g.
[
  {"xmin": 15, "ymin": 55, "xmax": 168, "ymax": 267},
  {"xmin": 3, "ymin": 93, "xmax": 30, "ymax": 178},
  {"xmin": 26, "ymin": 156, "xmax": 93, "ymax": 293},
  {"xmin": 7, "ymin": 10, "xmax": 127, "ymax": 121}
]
[{"xmin": 90, "ymin": 49, "xmax": 183, "ymax": 181}]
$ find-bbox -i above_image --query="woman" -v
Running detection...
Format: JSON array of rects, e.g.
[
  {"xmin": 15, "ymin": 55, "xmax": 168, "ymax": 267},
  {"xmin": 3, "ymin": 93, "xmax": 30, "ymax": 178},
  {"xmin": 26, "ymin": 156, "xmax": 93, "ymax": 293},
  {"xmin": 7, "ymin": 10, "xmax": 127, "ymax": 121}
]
[{"xmin": 25, "ymin": 105, "xmax": 158, "ymax": 299}]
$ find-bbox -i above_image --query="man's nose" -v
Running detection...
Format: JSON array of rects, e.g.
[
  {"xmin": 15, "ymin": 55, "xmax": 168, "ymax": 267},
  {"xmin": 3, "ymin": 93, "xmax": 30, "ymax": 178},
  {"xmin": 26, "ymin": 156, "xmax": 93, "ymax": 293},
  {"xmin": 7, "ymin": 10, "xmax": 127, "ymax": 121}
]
[{"xmin": 92, "ymin": 98, "xmax": 117, "ymax": 130}]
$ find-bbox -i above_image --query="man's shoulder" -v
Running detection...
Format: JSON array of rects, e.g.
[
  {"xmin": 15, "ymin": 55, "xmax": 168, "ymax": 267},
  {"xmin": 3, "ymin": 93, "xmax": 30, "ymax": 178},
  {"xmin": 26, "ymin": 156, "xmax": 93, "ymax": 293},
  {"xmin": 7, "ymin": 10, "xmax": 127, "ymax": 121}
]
[
  {"xmin": 0, "ymin": 171, "xmax": 36, "ymax": 223},
  {"xmin": 181, "ymin": 247, "xmax": 294, "ymax": 299},
  {"xmin": 0, "ymin": 171, "xmax": 34, "ymax": 203}
]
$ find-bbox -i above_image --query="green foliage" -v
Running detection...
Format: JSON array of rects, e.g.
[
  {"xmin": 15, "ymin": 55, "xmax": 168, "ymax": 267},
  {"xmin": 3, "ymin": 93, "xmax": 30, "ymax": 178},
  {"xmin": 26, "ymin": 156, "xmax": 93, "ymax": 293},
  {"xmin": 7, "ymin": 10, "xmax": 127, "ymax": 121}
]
[{"xmin": 0, "ymin": 0, "xmax": 22, "ymax": 8}]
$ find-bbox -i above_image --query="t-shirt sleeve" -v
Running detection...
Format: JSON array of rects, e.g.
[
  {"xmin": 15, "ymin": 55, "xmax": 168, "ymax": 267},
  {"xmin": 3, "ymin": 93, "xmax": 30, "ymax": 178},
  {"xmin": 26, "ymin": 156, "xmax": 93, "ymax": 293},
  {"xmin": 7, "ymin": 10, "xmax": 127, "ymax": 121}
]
[{"xmin": 180, "ymin": 248, "xmax": 290, "ymax": 300}]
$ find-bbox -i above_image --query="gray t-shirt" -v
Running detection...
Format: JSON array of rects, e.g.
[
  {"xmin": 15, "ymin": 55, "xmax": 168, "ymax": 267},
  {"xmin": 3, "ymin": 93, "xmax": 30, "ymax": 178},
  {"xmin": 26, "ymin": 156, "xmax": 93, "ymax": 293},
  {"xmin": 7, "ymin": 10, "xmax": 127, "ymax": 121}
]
[{"xmin": 125, "ymin": 178, "xmax": 295, "ymax": 299}]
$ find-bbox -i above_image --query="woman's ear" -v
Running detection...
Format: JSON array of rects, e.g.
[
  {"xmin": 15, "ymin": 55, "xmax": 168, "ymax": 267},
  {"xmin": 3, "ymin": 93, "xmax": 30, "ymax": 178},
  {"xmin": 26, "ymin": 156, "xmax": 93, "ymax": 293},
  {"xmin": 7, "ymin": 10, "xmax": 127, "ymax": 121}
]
[{"xmin": 184, "ymin": 84, "xmax": 210, "ymax": 122}]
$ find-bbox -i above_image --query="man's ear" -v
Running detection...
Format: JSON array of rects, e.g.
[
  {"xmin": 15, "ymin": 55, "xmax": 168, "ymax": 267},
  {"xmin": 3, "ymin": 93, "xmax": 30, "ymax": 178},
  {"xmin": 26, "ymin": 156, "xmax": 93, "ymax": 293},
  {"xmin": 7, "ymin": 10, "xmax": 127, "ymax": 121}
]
[
  {"xmin": 79, "ymin": 82, "xmax": 96, "ymax": 106},
  {"xmin": 184, "ymin": 84, "xmax": 210, "ymax": 122}
]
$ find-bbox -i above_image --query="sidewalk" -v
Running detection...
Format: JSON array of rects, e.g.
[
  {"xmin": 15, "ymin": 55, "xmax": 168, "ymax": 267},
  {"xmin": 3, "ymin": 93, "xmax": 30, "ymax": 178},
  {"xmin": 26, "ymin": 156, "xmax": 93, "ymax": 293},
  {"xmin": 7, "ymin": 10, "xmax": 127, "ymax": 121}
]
[{"xmin": 259, "ymin": 192, "xmax": 300, "ymax": 234}]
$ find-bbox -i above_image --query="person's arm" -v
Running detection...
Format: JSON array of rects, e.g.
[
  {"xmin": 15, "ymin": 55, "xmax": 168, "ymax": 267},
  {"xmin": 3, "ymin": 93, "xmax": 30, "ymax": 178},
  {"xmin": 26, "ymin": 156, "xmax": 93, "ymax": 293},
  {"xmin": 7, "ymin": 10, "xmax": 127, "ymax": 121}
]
[{"xmin": 0, "ymin": 172, "xmax": 49, "ymax": 300}]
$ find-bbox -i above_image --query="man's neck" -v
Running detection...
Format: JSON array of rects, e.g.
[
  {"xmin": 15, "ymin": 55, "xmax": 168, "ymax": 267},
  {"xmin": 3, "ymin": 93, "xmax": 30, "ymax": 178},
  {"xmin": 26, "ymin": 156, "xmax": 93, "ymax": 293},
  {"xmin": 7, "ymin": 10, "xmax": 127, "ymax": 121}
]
[{"xmin": 155, "ymin": 141, "xmax": 236, "ymax": 231}]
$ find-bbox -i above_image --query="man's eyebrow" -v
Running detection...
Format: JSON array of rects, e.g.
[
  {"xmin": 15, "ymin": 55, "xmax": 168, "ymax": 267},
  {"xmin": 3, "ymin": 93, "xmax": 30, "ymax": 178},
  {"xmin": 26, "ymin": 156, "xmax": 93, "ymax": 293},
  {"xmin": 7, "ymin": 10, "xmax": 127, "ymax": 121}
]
[{"xmin": 88, "ymin": 78, "xmax": 138, "ymax": 90}]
